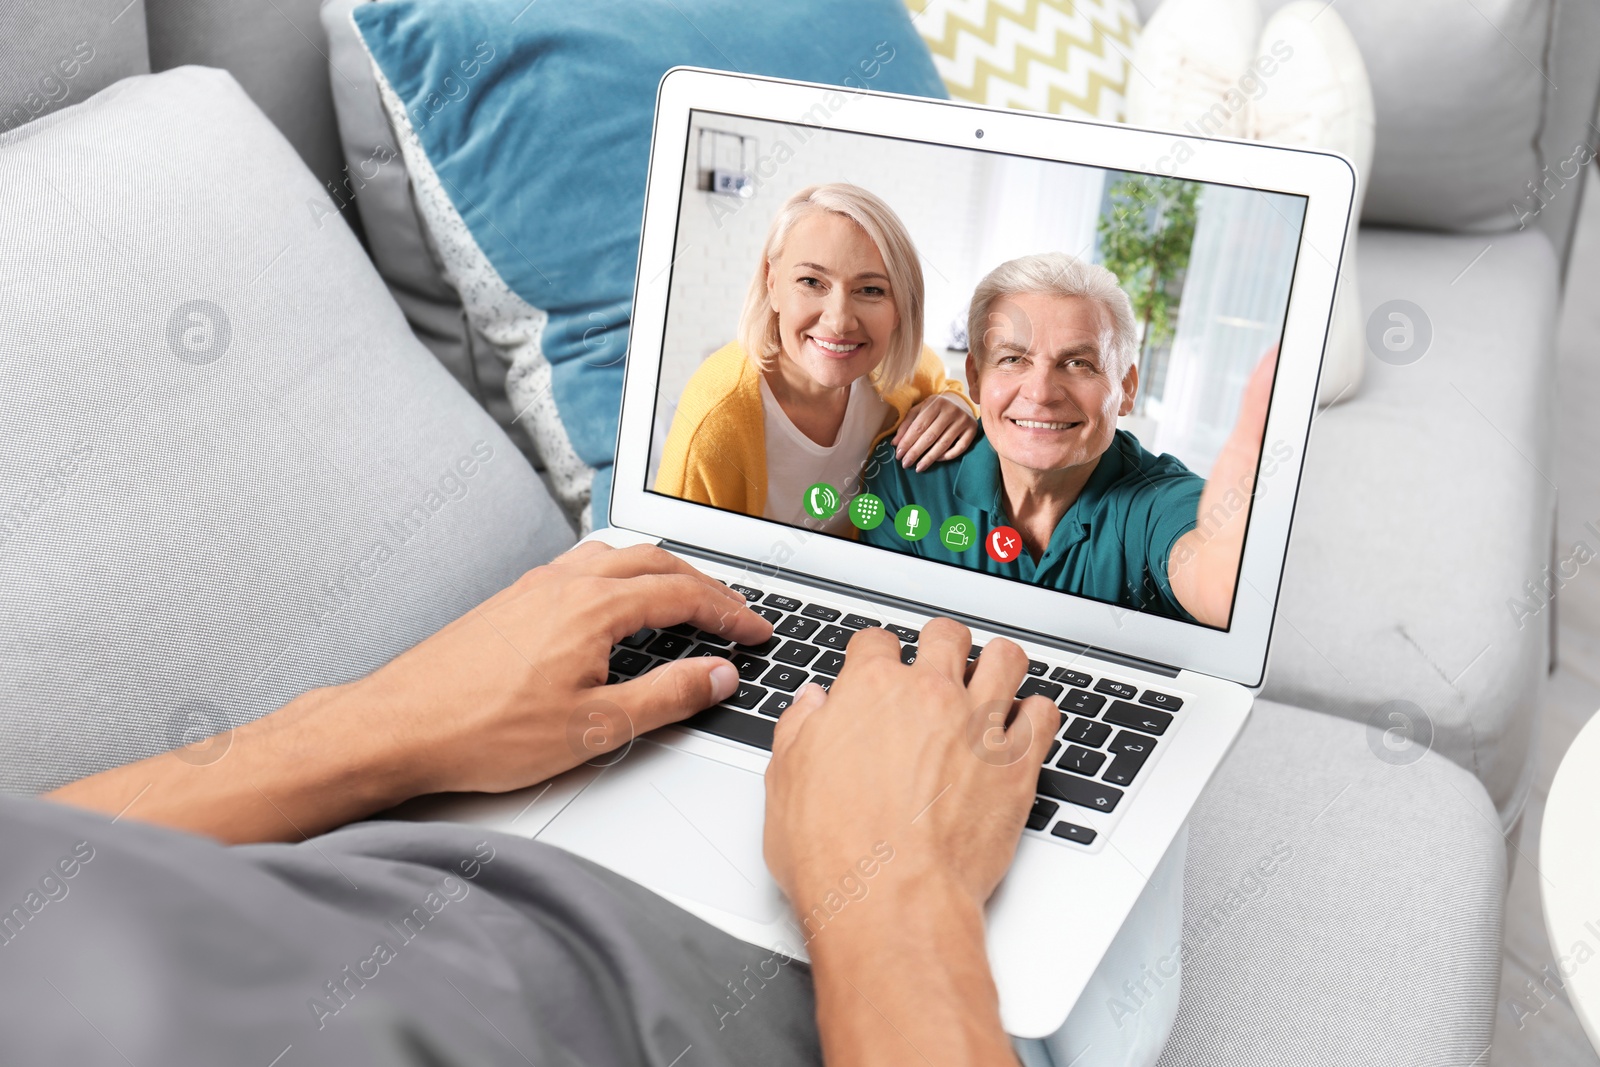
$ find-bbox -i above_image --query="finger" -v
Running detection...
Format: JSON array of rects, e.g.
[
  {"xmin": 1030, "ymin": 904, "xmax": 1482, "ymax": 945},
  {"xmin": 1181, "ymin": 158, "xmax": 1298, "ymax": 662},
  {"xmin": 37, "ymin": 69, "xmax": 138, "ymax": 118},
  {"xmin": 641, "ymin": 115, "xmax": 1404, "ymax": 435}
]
[
  {"xmin": 966, "ymin": 637, "xmax": 1031, "ymax": 707},
  {"xmin": 898, "ymin": 411, "xmax": 950, "ymax": 467},
  {"xmin": 570, "ymin": 543, "xmax": 745, "ymax": 604},
  {"xmin": 893, "ymin": 405, "xmax": 934, "ymax": 454},
  {"xmin": 840, "ymin": 624, "xmax": 902, "ymax": 671},
  {"xmin": 770, "ymin": 681, "xmax": 828, "ymax": 760},
  {"xmin": 916, "ymin": 422, "xmax": 966, "ymax": 472},
  {"xmin": 1013, "ymin": 695, "xmax": 1059, "ymax": 774},
  {"xmin": 597, "ymin": 573, "xmax": 772, "ymax": 645},
  {"xmin": 916, "ymin": 617, "xmax": 972, "ymax": 684},
  {"xmin": 601, "ymin": 655, "xmax": 741, "ymax": 734}
]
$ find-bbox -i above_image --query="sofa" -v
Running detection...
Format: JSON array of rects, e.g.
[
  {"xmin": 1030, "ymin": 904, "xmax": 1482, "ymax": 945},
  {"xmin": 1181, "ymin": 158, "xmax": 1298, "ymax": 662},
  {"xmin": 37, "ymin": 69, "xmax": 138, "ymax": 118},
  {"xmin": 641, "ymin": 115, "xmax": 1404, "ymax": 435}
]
[{"xmin": 5, "ymin": 0, "xmax": 1593, "ymax": 1060}]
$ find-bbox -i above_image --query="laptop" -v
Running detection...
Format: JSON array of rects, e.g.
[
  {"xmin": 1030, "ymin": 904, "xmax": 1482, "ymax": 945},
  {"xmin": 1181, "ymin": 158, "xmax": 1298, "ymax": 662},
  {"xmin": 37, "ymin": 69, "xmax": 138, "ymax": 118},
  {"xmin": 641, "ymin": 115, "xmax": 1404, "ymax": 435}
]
[{"xmin": 408, "ymin": 68, "xmax": 1353, "ymax": 1038}]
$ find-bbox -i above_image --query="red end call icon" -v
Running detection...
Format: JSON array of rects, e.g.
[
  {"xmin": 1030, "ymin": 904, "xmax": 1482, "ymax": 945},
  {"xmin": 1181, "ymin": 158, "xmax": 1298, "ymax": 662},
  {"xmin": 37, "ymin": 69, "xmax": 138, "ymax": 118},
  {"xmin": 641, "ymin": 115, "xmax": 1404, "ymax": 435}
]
[{"xmin": 986, "ymin": 525, "xmax": 1022, "ymax": 564}]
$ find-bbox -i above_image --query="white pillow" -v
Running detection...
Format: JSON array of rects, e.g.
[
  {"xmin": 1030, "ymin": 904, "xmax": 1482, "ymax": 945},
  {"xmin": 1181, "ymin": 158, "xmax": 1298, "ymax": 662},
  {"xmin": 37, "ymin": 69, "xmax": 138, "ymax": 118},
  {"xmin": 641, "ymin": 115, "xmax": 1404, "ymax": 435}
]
[{"xmin": 1127, "ymin": 0, "xmax": 1374, "ymax": 408}]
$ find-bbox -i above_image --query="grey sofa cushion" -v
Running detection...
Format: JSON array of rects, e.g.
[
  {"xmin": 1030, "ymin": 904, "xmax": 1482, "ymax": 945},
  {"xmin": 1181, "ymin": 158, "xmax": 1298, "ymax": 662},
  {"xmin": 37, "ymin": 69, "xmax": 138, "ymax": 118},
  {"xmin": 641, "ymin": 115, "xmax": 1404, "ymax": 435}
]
[
  {"xmin": 318, "ymin": 0, "xmax": 491, "ymax": 425},
  {"xmin": 0, "ymin": 66, "xmax": 574, "ymax": 795},
  {"xmin": 0, "ymin": 0, "xmax": 149, "ymax": 134},
  {"xmin": 1264, "ymin": 225, "xmax": 1558, "ymax": 824},
  {"xmin": 1157, "ymin": 699, "xmax": 1504, "ymax": 1065},
  {"xmin": 144, "ymin": 0, "xmax": 347, "ymax": 196}
]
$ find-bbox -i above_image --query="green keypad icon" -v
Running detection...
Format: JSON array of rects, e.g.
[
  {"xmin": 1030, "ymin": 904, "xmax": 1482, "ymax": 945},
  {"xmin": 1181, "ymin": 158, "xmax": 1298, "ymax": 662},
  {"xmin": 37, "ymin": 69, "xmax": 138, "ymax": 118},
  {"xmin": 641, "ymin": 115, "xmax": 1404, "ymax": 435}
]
[
  {"xmin": 939, "ymin": 515, "xmax": 976, "ymax": 552},
  {"xmin": 894, "ymin": 504, "xmax": 931, "ymax": 541},
  {"xmin": 849, "ymin": 493, "xmax": 886, "ymax": 530}
]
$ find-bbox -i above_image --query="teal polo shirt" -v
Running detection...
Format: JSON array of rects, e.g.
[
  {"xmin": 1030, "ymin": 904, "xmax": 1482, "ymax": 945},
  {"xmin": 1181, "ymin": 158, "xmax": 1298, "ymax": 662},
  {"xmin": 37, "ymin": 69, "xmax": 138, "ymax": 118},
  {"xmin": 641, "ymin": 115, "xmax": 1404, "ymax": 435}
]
[{"xmin": 859, "ymin": 429, "xmax": 1205, "ymax": 621}]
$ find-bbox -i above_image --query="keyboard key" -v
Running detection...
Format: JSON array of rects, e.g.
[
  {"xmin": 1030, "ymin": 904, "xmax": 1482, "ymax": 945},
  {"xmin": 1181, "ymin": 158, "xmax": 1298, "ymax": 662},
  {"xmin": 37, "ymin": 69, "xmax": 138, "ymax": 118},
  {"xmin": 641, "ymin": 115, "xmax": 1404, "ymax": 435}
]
[
  {"xmin": 1105, "ymin": 752, "xmax": 1151, "ymax": 787},
  {"xmin": 731, "ymin": 653, "xmax": 769, "ymax": 682},
  {"xmin": 1017, "ymin": 677, "xmax": 1063, "ymax": 701},
  {"xmin": 1109, "ymin": 731, "xmax": 1156, "ymax": 758},
  {"xmin": 666, "ymin": 623, "xmax": 697, "ymax": 637},
  {"xmin": 812, "ymin": 650, "xmax": 846, "ymax": 676},
  {"xmin": 619, "ymin": 628, "xmax": 655, "ymax": 648},
  {"xmin": 1095, "ymin": 678, "xmax": 1137, "ymax": 701},
  {"xmin": 645, "ymin": 633, "xmax": 695, "ymax": 659},
  {"xmin": 969, "ymin": 645, "xmax": 983, "ymax": 660},
  {"xmin": 885, "ymin": 624, "xmax": 920, "ymax": 643},
  {"xmin": 899, "ymin": 644, "xmax": 918, "ymax": 665},
  {"xmin": 1037, "ymin": 769, "xmax": 1122, "ymax": 813},
  {"xmin": 1055, "ymin": 745, "xmax": 1107, "ymax": 777},
  {"xmin": 814, "ymin": 625, "xmax": 853, "ymax": 650},
  {"xmin": 694, "ymin": 630, "xmax": 733, "ymax": 647},
  {"xmin": 751, "ymin": 605, "xmax": 784, "ymax": 625},
  {"xmin": 775, "ymin": 615, "xmax": 821, "ymax": 640},
  {"xmin": 759, "ymin": 691, "xmax": 795, "ymax": 718},
  {"xmin": 1051, "ymin": 667, "xmax": 1092, "ymax": 687},
  {"xmin": 814, "ymin": 676, "xmax": 834, "ymax": 692},
  {"xmin": 686, "ymin": 706, "xmax": 773, "ymax": 749},
  {"xmin": 725, "ymin": 682, "xmax": 767, "ymax": 709},
  {"xmin": 1027, "ymin": 797, "xmax": 1059, "ymax": 831},
  {"xmin": 764, "ymin": 594, "xmax": 803, "ymax": 612},
  {"xmin": 773, "ymin": 641, "xmax": 819, "ymax": 667},
  {"xmin": 1061, "ymin": 689, "xmax": 1107, "ymax": 716},
  {"xmin": 608, "ymin": 649, "xmax": 652, "ymax": 676},
  {"xmin": 735, "ymin": 635, "xmax": 782, "ymax": 657},
  {"xmin": 762, "ymin": 665, "xmax": 809, "ymax": 691},
  {"xmin": 685, "ymin": 643, "xmax": 729, "ymax": 658},
  {"xmin": 1140, "ymin": 690, "xmax": 1184, "ymax": 711},
  {"xmin": 1103, "ymin": 701, "xmax": 1172, "ymax": 736},
  {"xmin": 801, "ymin": 603, "xmax": 841, "ymax": 622},
  {"xmin": 730, "ymin": 584, "xmax": 764, "ymax": 602},
  {"xmin": 1049, "ymin": 821, "xmax": 1098, "ymax": 845},
  {"xmin": 1027, "ymin": 659, "xmax": 1048, "ymax": 676},
  {"xmin": 1064, "ymin": 718, "xmax": 1112, "ymax": 747},
  {"xmin": 840, "ymin": 613, "xmax": 879, "ymax": 629},
  {"xmin": 607, "ymin": 673, "xmax": 619, "ymax": 685},
  {"xmin": 1046, "ymin": 740, "xmax": 1061, "ymax": 764}
]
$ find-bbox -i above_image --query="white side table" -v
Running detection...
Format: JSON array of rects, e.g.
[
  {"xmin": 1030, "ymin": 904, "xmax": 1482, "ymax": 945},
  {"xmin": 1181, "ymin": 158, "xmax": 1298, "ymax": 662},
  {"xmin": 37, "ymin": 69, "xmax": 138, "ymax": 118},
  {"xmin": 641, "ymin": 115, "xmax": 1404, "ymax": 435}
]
[{"xmin": 1541, "ymin": 708, "xmax": 1600, "ymax": 1053}]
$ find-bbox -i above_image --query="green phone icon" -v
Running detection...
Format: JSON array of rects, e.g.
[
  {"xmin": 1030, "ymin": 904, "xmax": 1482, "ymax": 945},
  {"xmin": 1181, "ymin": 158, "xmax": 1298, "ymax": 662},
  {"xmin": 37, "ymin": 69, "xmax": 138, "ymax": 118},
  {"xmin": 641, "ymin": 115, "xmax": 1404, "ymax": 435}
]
[
  {"xmin": 894, "ymin": 504, "xmax": 931, "ymax": 541},
  {"xmin": 804, "ymin": 482, "xmax": 840, "ymax": 520},
  {"xmin": 939, "ymin": 515, "xmax": 976, "ymax": 552},
  {"xmin": 849, "ymin": 493, "xmax": 886, "ymax": 530}
]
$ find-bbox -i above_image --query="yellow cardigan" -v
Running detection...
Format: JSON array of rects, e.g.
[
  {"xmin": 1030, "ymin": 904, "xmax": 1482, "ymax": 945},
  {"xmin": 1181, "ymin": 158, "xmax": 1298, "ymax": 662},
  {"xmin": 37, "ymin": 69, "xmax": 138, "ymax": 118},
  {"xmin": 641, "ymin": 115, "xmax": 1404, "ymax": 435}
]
[{"xmin": 655, "ymin": 341, "xmax": 973, "ymax": 516}]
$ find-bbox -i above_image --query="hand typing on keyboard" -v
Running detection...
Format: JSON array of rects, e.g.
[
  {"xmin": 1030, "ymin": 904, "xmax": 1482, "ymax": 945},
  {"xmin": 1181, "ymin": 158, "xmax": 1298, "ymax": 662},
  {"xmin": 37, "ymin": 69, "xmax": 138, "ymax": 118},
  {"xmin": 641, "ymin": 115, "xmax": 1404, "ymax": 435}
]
[{"xmin": 761, "ymin": 619, "xmax": 1057, "ymax": 1065}]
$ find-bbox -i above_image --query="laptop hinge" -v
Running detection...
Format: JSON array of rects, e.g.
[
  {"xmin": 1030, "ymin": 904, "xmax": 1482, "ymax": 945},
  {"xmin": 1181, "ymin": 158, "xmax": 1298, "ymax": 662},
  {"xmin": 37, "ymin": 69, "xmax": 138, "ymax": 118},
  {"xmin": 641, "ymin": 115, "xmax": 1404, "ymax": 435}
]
[{"xmin": 662, "ymin": 540, "xmax": 1182, "ymax": 679}]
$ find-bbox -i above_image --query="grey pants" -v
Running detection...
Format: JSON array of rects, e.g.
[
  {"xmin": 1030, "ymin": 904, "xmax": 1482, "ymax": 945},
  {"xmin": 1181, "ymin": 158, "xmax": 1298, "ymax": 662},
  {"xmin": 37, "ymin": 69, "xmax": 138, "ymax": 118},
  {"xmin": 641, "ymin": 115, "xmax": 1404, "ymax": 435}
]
[{"xmin": 0, "ymin": 794, "xmax": 1181, "ymax": 1066}]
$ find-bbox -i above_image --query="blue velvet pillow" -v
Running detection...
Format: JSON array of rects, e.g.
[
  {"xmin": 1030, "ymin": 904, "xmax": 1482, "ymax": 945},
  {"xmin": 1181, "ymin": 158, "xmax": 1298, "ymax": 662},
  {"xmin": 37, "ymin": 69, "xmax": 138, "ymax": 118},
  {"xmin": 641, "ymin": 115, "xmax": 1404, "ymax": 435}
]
[{"xmin": 353, "ymin": 0, "xmax": 947, "ymax": 528}]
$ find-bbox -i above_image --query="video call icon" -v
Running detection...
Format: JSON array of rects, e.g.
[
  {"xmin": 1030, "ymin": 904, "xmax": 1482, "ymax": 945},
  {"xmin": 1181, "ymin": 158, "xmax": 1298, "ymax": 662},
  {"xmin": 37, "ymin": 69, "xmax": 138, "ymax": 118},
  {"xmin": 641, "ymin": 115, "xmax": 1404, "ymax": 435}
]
[
  {"xmin": 803, "ymin": 482, "xmax": 840, "ymax": 521},
  {"xmin": 939, "ymin": 515, "xmax": 975, "ymax": 553}
]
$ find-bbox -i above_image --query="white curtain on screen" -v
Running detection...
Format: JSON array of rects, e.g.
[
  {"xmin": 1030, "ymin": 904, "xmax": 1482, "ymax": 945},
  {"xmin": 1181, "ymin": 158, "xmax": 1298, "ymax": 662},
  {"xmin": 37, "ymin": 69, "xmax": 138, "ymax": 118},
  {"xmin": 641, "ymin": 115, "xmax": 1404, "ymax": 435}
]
[{"xmin": 1152, "ymin": 186, "xmax": 1305, "ymax": 477}]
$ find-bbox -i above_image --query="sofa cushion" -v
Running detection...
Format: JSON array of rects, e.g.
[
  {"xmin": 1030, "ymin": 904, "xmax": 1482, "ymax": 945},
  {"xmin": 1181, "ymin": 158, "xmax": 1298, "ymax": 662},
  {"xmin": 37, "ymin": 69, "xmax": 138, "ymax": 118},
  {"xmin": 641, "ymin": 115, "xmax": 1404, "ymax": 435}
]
[
  {"xmin": 1156, "ymin": 699, "xmax": 1504, "ymax": 1064},
  {"xmin": 348, "ymin": 0, "xmax": 949, "ymax": 530},
  {"xmin": 1264, "ymin": 225, "xmax": 1559, "ymax": 823},
  {"xmin": 0, "ymin": 66, "xmax": 574, "ymax": 795},
  {"xmin": 0, "ymin": 0, "xmax": 149, "ymax": 135}
]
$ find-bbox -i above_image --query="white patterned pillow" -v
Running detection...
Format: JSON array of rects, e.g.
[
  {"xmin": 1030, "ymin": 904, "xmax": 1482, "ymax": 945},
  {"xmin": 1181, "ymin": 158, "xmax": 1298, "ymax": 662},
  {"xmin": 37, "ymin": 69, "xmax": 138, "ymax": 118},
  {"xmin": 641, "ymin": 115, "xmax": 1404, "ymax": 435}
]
[{"xmin": 906, "ymin": 0, "xmax": 1143, "ymax": 122}]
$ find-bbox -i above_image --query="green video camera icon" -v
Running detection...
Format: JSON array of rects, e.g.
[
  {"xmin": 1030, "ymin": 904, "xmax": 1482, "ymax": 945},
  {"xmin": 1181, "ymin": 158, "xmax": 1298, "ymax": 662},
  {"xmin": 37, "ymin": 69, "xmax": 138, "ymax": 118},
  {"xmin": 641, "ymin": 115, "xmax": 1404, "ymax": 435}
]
[{"xmin": 939, "ymin": 516, "xmax": 976, "ymax": 552}]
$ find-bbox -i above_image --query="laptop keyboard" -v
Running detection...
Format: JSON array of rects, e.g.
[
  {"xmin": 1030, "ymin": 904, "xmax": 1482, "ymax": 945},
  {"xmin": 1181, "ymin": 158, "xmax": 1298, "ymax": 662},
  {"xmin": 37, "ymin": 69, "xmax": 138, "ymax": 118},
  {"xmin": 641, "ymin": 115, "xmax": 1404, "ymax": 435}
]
[{"xmin": 607, "ymin": 582, "xmax": 1185, "ymax": 849}]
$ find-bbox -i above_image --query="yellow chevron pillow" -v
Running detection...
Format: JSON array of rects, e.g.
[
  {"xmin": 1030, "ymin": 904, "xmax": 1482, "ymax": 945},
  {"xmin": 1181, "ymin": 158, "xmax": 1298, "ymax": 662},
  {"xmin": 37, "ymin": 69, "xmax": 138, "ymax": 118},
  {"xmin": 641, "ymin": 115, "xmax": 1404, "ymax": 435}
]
[{"xmin": 906, "ymin": 0, "xmax": 1143, "ymax": 122}]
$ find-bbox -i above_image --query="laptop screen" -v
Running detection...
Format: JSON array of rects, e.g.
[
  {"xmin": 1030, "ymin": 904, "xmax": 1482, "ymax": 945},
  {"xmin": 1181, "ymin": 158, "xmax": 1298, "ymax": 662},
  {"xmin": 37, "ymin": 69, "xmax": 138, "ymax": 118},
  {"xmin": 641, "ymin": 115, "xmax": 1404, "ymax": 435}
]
[{"xmin": 645, "ymin": 108, "xmax": 1308, "ymax": 632}]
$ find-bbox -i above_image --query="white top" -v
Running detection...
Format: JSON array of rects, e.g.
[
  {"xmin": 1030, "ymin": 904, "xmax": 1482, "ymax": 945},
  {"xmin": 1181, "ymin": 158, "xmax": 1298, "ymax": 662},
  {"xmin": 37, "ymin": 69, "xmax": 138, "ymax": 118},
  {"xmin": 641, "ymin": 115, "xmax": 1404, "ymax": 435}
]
[
  {"xmin": 1541, "ymin": 707, "xmax": 1600, "ymax": 1053},
  {"xmin": 761, "ymin": 376, "xmax": 889, "ymax": 534}
]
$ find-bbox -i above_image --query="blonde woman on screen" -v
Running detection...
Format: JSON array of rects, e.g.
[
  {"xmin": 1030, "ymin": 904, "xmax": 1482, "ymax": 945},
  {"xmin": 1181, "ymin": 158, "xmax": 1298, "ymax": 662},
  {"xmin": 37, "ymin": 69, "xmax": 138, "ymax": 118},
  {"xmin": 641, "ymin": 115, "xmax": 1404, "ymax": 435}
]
[{"xmin": 655, "ymin": 183, "xmax": 976, "ymax": 530}]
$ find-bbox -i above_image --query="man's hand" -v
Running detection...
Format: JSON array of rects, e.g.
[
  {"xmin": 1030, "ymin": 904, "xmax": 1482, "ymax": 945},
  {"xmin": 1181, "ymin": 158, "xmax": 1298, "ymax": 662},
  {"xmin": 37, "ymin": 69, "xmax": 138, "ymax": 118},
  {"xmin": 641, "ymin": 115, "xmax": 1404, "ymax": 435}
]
[
  {"xmin": 893, "ymin": 394, "xmax": 979, "ymax": 472},
  {"xmin": 764, "ymin": 619, "xmax": 1057, "ymax": 1067},
  {"xmin": 46, "ymin": 542, "xmax": 772, "ymax": 843},
  {"xmin": 364, "ymin": 541, "xmax": 770, "ymax": 797},
  {"xmin": 1168, "ymin": 346, "xmax": 1278, "ymax": 627}
]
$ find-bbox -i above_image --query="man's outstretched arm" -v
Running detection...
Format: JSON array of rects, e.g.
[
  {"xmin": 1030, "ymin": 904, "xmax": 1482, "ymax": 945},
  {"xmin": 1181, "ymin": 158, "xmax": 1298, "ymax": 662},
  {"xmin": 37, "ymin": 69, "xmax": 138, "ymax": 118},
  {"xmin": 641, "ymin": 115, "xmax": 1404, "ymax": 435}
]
[
  {"xmin": 764, "ymin": 620, "xmax": 1058, "ymax": 1066},
  {"xmin": 45, "ymin": 543, "xmax": 772, "ymax": 844},
  {"xmin": 1168, "ymin": 346, "xmax": 1279, "ymax": 627}
]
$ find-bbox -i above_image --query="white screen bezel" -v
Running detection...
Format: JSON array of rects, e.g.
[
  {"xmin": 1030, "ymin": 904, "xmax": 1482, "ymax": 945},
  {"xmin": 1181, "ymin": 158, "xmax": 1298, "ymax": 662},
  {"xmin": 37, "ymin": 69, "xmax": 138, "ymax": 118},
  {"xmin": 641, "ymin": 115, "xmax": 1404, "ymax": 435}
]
[{"xmin": 612, "ymin": 68, "xmax": 1354, "ymax": 688}]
